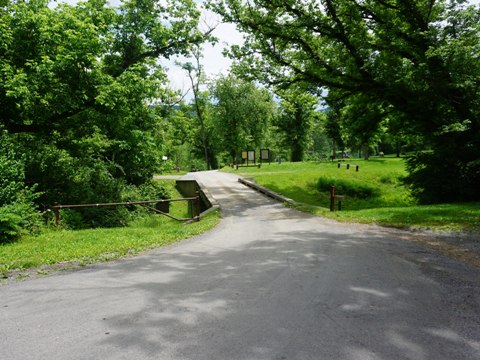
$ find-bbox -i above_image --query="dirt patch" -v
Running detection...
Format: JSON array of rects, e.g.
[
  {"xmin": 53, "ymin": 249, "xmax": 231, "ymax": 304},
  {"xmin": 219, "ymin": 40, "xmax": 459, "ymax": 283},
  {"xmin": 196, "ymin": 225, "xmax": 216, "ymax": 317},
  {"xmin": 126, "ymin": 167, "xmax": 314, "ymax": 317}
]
[
  {"xmin": 0, "ymin": 261, "xmax": 88, "ymax": 285},
  {"xmin": 381, "ymin": 226, "xmax": 480, "ymax": 268}
]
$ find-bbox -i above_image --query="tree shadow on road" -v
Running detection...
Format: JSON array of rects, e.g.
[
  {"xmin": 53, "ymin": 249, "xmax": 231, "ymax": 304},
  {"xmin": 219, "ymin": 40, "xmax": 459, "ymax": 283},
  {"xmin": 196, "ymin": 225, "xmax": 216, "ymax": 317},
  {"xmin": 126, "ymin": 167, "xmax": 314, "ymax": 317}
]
[{"xmin": 94, "ymin": 223, "xmax": 480, "ymax": 360}]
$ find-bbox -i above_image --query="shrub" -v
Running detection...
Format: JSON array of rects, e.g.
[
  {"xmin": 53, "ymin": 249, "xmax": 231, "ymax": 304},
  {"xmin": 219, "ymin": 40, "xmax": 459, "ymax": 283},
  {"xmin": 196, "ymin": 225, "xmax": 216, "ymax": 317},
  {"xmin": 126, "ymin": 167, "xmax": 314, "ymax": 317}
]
[
  {"xmin": 317, "ymin": 177, "xmax": 380, "ymax": 199},
  {"xmin": 129, "ymin": 180, "xmax": 169, "ymax": 200},
  {"xmin": 379, "ymin": 173, "xmax": 402, "ymax": 185},
  {"xmin": 0, "ymin": 202, "xmax": 41, "ymax": 243},
  {"xmin": 403, "ymin": 150, "xmax": 480, "ymax": 204},
  {"xmin": 0, "ymin": 211, "xmax": 23, "ymax": 244},
  {"xmin": 22, "ymin": 138, "xmax": 172, "ymax": 229},
  {"xmin": 0, "ymin": 134, "xmax": 30, "ymax": 205},
  {"xmin": 0, "ymin": 133, "xmax": 41, "ymax": 242},
  {"xmin": 190, "ymin": 159, "xmax": 207, "ymax": 171},
  {"xmin": 54, "ymin": 180, "xmax": 171, "ymax": 229},
  {"xmin": 23, "ymin": 145, "xmax": 126, "ymax": 228}
]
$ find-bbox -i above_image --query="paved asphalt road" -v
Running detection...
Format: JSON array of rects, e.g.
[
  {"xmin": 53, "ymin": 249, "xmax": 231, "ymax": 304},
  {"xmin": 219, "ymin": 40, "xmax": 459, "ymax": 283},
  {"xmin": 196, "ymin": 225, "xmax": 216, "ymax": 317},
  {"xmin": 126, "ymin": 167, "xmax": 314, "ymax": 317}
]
[{"xmin": 1, "ymin": 171, "xmax": 479, "ymax": 360}]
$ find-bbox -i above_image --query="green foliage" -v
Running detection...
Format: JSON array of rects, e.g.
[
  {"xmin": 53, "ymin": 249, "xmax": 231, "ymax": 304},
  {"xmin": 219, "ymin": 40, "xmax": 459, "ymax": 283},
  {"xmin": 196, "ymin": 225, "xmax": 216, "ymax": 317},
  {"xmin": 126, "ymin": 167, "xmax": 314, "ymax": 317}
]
[
  {"xmin": 275, "ymin": 89, "xmax": 319, "ymax": 162},
  {"xmin": 304, "ymin": 111, "xmax": 330, "ymax": 161},
  {"xmin": 334, "ymin": 92, "xmax": 389, "ymax": 159},
  {"xmin": 160, "ymin": 98, "xmax": 219, "ymax": 172},
  {"xmin": 126, "ymin": 180, "xmax": 169, "ymax": 201},
  {"xmin": 324, "ymin": 109, "xmax": 345, "ymax": 158},
  {"xmin": 0, "ymin": 201, "xmax": 41, "ymax": 244},
  {"xmin": 23, "ymin": 142, "xmax": 127, "ymax": 228},
  {"xmin": 0, "ymin": 0, "xmax": 211, "ymax": 228},
  {"xmin": 0, "ymin": 133, "xmax": 41, "ymax": 242},
  {"xmin": 0, "ymin": 211, "xmax": 23, "ymax": 244},
  {"xmin": 160, "ymin": 104, "xmax": 198, "ymax": 171},
  {"xmin": 209, "ymin": 75, "xmax": 276, "ymax": 162},
  {"xmin": 189, "ymin": 159, "xmax": 208, "ymax": 172},
  {"xmin": 209, "ymin": 0, "xmax": 480, "ymax": 203},
  {"xmin": 55, "ymin": 179, "xmax": 171, "ymax": 229},
  {"xmin": 404, "ymin": 149, "xmax": 480, "ymax": 204},
  {"xmin": 177, "ymin": 46, "xmax": 214, "ymax": 170},
  {"xmin": 0, "ymin": 136, "xmax": 26, "ymax": 206},
  {"xmin": 20, "ymin": 136, "xmax": 172, "ymax": 229},
  {"xmin": 317, "ymin": 177, "xmax": 380, "ymax": 199}
]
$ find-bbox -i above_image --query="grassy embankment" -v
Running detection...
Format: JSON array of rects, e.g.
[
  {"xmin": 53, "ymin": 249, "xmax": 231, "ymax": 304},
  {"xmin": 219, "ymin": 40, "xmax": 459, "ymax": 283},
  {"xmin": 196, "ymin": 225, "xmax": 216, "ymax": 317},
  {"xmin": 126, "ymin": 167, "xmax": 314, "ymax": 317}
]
[
  {"xmin": 0, "ymin": 180, "xmax": 219, "ymax": 280},
  {"xmin": 224, "ymin": 157, "xmax": 480, "ymax": 231}
]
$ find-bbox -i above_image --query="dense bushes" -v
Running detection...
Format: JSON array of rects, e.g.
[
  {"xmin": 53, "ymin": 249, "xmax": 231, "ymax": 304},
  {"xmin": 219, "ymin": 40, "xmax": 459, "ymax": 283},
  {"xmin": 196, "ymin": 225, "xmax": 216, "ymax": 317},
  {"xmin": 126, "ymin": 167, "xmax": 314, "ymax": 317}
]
[
  {"xmin": 1, "ymin": 0, "xmax": 205, "ymax": 236},
  {"xmin": 404, "ymin": 149, "xmax": 480, "ymax": 204},
  {"xmin": 0, "ymin": 202, "xmax": 40, "ymax": 243},
  {"xmin": 317, "ymin": 176, "xmax": 380, "ymax": 199},
  {"xmin": 0, "ymin": 135, "xmax": 41, "ymax": 243},
  {"xmin": 10, "ymin": 135, "xmax": 169, "ymax": 229},
  {"xmin": 0, "ymin": 131, "xmax": 171, "ymax": 238},
  {"xmin": 54, "ymin": 179, "xmax": 170, "ymax": 229}
]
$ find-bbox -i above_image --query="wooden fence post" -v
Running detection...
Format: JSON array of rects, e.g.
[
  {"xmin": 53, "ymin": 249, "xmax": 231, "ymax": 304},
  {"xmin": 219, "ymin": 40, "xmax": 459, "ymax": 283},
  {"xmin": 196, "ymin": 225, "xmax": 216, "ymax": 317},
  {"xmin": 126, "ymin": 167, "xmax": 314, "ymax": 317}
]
[
  {"xmin": 195, "ymin": 191, "xmax": 201, "ymax": 221},
  {"xmin": 53, "ymin": 203, "xmax": 60, "ymax": 225},
  {"xmin": 329, "ymin": 186, "xmax": 336, "ymax": 212}
]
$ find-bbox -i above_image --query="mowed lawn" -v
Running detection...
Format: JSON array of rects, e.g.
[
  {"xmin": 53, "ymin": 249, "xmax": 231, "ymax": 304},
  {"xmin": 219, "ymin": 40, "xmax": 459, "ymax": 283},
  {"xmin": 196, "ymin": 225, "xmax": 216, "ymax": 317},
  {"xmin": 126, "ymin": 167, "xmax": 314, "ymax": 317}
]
[{"xmin": 223, "ymin": 158, "xmax": 480, "ymax": 231}]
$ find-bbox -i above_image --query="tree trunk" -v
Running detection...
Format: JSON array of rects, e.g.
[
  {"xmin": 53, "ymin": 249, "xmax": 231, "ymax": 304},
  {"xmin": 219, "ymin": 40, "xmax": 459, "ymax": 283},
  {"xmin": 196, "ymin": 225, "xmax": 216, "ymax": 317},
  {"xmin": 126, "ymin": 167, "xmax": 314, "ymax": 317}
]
[
  {"xmin": 185, "ymin": 49, "xmax": 210, "ymax": 170},
  {"xmin": 291, "ymin": 142, "xmax": 303, "ymax": 162},
  {"xmin": 363, "ymin": 144, "xmax": 369, "ymax": 160}
]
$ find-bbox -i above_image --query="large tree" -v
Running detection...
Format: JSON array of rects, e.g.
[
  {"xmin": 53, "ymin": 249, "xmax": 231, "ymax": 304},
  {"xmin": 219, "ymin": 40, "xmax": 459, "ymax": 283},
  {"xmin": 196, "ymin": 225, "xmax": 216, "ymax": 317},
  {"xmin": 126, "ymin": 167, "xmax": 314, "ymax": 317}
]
[
  {"xmin": 275, "ymin": 89, "xmax": 318, "ymax": 162},
  {"xmin": 208, "ymin": 0, "xmax": 480, "ymax": 203},
  {"xmin": 178, "ymin": 45, "xmax": 213, "ymax": 170},
  {"xmin": 209, "ymin": 75, "xmax": 276, "ymax": 164},
  {"xmin": 1, "ymin": 0, "xmax": 210, "ymax": 207}
]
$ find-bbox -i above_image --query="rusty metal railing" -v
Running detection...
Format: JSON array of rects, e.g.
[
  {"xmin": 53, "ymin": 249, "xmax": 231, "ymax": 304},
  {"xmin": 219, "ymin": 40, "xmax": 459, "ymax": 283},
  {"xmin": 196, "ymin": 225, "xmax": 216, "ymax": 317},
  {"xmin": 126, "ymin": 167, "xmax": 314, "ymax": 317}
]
[{"xmin": 51, "ymin": 194, "xmax": 201, "ymax": 225}]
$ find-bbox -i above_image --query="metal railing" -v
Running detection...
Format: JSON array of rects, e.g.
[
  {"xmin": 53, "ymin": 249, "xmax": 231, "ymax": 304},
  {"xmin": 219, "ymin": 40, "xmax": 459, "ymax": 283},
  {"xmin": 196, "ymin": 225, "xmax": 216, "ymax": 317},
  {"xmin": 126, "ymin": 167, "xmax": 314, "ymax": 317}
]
[{"xmin": 51, "ymin": 194, "xmax": 201, "ymax": 225}]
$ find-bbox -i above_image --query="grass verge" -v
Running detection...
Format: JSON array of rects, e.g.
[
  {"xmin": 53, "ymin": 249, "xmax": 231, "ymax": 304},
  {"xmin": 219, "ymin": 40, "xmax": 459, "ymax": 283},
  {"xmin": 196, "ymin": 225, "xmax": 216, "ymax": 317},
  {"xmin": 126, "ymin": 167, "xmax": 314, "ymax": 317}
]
[
  {"xmin": 0, "ymin": 181, "xmax": 220, "ymax": 281},
  {"xmin": 291, "ymin": 203, "xmax": 480, "ymax": 231},
  {"xmin": 223, "ymin": 158, "xmax": 480, "ymax": 232}
]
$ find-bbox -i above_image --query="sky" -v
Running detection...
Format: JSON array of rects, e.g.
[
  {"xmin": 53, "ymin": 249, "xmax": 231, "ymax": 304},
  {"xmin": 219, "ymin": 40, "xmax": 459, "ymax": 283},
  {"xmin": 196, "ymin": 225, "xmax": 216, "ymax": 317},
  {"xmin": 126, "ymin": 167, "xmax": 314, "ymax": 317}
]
[{"xmin": 161, "ymin": 5, "xmax": 243, "ymax": 99}]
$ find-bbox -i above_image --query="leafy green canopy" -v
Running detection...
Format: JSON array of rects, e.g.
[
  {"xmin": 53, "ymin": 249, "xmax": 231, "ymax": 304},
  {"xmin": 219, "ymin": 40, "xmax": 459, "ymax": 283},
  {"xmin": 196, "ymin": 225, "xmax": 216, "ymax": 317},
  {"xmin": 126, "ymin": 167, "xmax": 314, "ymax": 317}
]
[
  {"xmin": 209, "ymin": 75, "xmax": 276, "ymax": 163},
  {"xmin": 274, "ymin": 88, "xmax": 319, "ymax": 162},
  {"xmin": 207, "ymin": 0, "xmax": 480, "ymax": 203},
  {"xmin": 0, "ymin": 0, "xmax": 208, "ymax": 217}
]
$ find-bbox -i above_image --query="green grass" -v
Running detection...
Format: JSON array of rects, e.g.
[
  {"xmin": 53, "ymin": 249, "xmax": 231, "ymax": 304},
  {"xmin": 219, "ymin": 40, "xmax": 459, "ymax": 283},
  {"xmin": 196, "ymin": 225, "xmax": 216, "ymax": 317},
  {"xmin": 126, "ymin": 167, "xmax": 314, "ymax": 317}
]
[
  {"xmin": 157, "ymin": 169, "xmax": 188, "ymax": 176},
  {"xmin": 0, "ymin": 181, "xmax": 220, "ymax": 278},
  {"xmin": 293, "ymin": 203, "xmax": 480, "ymax": 231},
  {"xmin": 223, "ymin": 158, "xmax": 480, "ymax": 231}
]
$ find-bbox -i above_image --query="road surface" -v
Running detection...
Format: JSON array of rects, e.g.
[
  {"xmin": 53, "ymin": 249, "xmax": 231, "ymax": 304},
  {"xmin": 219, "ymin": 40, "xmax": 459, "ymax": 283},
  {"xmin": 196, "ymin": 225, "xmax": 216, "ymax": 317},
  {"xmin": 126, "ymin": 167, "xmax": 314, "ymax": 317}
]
[{"xmin": 1, "ymin": 171, "xmax": 479, "ymax": 360}]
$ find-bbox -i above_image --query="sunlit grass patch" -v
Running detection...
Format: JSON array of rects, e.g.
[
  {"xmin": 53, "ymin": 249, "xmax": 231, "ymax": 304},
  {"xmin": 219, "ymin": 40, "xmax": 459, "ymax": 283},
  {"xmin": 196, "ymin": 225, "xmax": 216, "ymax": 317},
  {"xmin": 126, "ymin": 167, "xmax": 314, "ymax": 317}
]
[
  {"xmin": 0, "ymin": 180, "xmax": 220, "ymax": 278},
  {"xmin": 223, "ymin": 158, "xmax": 479, "ymax": 231}
]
